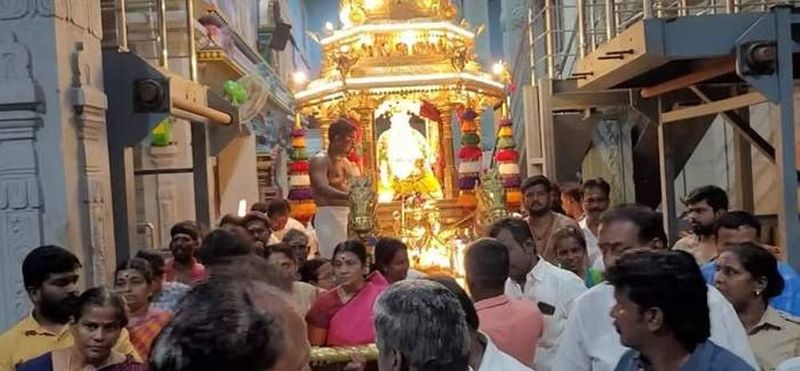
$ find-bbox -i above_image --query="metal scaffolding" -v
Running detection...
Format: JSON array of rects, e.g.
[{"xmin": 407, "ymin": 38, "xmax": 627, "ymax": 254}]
[{"xmin": 517, "ymin": 0, "xmax": 800, "ymax": 268}]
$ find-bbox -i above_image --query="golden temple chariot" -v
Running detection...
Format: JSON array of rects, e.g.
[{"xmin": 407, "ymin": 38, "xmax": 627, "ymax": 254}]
[{"xmin": 294, "ymin": 0, "xmax": 509, "ymax": 275}]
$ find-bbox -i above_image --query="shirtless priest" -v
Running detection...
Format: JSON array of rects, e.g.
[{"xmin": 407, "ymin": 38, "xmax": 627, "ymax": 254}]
[{"xmin": 310, "ymin": 119, "xmax": 360, "ymax": 259}]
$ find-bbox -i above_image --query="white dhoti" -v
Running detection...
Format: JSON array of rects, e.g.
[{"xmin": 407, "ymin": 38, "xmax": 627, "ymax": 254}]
[{"xmin": 315, "ymin": 206, "xmax": 350, "ymax": 259}]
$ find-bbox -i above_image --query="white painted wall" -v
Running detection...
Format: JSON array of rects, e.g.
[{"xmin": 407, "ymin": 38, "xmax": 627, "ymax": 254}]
[{"xmin": 217, "ymin": 135, "xmax": 260, "ymax": 216}]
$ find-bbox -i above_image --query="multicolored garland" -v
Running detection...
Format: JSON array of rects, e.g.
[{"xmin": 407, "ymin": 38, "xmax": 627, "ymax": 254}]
[
  {"xmin": 495, "ymin": 116, "xmax": 522, "ymax": 207},
  {"xmin": 456, "ymin": 107, "xmax": 482, "ymax": 208},
  {"xmin": 287, "ymin": 116, "xmax": 316, "ymax": 223}
]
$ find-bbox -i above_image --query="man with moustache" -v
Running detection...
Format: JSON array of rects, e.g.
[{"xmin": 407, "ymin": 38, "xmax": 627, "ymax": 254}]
[
  {"xmin": 578, "ymin": 178, "xmax": 611, "ymax": 271},
  {"xmin": 610, "ymin": 251, "xmax": 753, "ymax": 371},
  {"xmin": 165, "ymin": 221, "xmax": 206, "ymax": 284},
  {"xmin": 674, "ymin": 185, "xmax": 729, "ymax": 265},
  {"xmin": 0, "ymin": 246, "xmax": 138, "ymax": 370},
  {"xmin": 241, "ymin": 212, "xmax": 273, "ymax": 256},
  {"xmin": 697, "ymin": 211, "xmax": 800, "ymax": 315},
  {"xmin": 552, "ymin": 204, "xmax": 756, "ymax": 371},
  {"xmin": 488, "ymin": 217, "xmax": 586, "ymax": 371},
  {"xmin": 521, "ymin": 176, "xmax": 580, "ymax": 264}
]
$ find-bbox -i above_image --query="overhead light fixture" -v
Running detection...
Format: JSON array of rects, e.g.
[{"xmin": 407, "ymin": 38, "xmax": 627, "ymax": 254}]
[
  {"xmin": 292, "ymin": 71, "xmax": 308, "ymax": 86},
  {"xmin": 492, "ymin": 61, "xmax": 505, "ymax": 75},
  {"xmin": 364, "ymin": 0, "xmax": 382, "ymax": 10}
]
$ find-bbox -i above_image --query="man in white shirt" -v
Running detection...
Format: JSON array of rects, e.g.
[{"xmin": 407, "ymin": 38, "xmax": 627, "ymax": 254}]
[
  {"xmin": 254, "ymin": 199, "xmax": 309, "ymax": 244},
  {"xmin": 552, "ymin": 204, "xmax": 758, "ymax": 371},
  {"xmin": 578, "ymin": 178, "xmax": 611, "ymax": 271},
  {"xmin": 478, "ymin": 333, "xmax": 533, "ymax": 371},
  {"xmin": 488, "ymin": 217, "xmax": 587, "ymax": 371}
]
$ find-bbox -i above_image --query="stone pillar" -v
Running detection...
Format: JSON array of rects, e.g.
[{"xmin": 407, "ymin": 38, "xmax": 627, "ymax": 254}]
[
  {"xmin": 71, "ymin": 42, "xmax": 115, "ymax": 285},
  {"xmin": 439, "ymin": 105, "xmax": 457, "ymax": 199},
  {"xmin": 0, "ymin": 0, "xmax": 114, "ymax": 331},
  {"xmin": 0, "ymin": 50, "xmax": 44, "ymax": 331},
  {"xmin": 148, "ymin": 146, "xmax": 180, "ymax": 248}
]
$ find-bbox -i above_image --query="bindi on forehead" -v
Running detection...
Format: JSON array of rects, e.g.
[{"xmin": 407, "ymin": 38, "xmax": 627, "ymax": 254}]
[
  {"xmin": 335, "ymin": 252, "xmax": 361, "ymax": 263},
  {"xmin": 117, "ymin": 269, "xmax": 144, "ymax": 280}
]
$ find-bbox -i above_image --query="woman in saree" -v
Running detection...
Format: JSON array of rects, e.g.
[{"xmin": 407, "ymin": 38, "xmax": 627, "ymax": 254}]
[
  {"xmin": 16, "ymin": 287, "xmax": 147, "ymax": 371},
  {"xmin": 115, "ymin": 258, "xmax": 173, "ymax": 360},
  {"xmin": 306, "ymin": 239, "xmax": 388, "ymax": 346}
]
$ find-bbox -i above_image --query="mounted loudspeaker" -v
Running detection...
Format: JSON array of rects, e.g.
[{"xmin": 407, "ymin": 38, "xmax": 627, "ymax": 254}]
[{"xmin": 269, "ymin": 23, "xmax": 292, "ymax": 51}]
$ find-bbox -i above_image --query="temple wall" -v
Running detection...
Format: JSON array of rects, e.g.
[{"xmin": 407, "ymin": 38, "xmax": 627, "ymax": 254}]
[{"xmin": 0, "ymin": 0, "xmax": 116, "ymax": 331}]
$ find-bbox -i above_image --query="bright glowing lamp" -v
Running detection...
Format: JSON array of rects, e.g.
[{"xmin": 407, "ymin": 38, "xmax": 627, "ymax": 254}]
[
  {"xmin": 492, "ymin": 61, "xmax": 505, "ymax": 75},
  {"xmin": 237, "ymin": 199, "xmax": 248, "ymax": 217},
  {"xmin": 292, "ymin": 71, "xmax": 308, "ymax": 86},
  {"xmin": 360, "ymin": 34, "xmax": 374, "ymax": 46},
  {"xmin": 292, "ymin": 71, "xmax": 308, "ymax": 89},
  {"xmin": 400, "ymin": 30, "xmax": 417, "ymax": 47},
  {"xmin": 364, "ymin": 0, "xmax": 382, "ymax": 10}
]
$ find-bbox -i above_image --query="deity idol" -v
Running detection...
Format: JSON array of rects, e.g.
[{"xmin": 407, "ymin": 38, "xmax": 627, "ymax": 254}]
[{"xmin": 376, "ymin": 109, "xmax": 443, "ymax": 202}]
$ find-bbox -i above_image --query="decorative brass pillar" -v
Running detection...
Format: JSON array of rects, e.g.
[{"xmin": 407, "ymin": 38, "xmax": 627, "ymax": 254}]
[
  {"xmin": 355, "ymin": 107, "xmax": 377, "ymax": 176},
  {"xmin": 319, "ymin": 117, "xmax": 332, "ymax": 152},
  {"xmin": 439, "ymin": 104, "xmax": 457, "ymax": 199}
]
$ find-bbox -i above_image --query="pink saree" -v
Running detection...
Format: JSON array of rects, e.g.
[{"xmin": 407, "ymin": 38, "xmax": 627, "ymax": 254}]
[{"xmin": 306, "ymin": 272, "xmax": 388, "ymax": 346}]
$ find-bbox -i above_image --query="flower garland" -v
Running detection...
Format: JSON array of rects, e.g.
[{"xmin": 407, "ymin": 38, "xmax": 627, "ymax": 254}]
[
  {"xmin": 494, "ymin": 116, "xmax": 522, "ymax": 207},
  {"xmin": 287, "ymin": 118, "xmax": 316, "ymax": 223},
  {"xmin": 456, "ymin": 107, "xmax": 482, "ymax": 209}
]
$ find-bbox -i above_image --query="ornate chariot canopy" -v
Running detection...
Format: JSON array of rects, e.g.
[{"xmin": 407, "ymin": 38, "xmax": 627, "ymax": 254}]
[{"xmin": 294, "ymin": 0, "xmax": 506, "ymax": 119}]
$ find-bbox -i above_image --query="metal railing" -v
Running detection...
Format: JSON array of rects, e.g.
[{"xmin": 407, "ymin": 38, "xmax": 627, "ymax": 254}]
[
  {"xmin": 528, "ymin": 0, "xmax": 582, "ymax": 81},
  {"xmin": 523, "ymin": 0, "xmax": 797, "ymax": 81},
  {"xmin": 101, "ymin": 0, "xmax": 198, "ymax": 79}
]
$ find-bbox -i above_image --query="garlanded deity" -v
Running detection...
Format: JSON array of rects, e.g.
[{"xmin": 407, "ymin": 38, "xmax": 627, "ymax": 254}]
[{"xmin": 376, "ymin": 103, "xmax": 443, "ymax": 203}]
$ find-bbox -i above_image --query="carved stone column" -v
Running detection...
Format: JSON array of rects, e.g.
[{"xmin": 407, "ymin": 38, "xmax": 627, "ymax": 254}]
[
  {"xmin": 438, "ymin": 105, "xmax": 457, "ymax": 199},
  {"xmin": 150, "ymin": 145, "xmax": 179, "ymax": 249},
  {"xmin": 0, "ymin": 29, "xmax": 44, "ymax": 330},
  {"xmin": 71, "ymin": 42, "xmax": 115, "ymax": 286},
  {"xmin": 0, "ymin": 112, "xmax": 43, "ymax": 328}
]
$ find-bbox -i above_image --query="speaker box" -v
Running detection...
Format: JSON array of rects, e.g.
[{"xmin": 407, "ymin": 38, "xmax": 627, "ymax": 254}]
[{"xmin": 269, "ymin": 23, "xmax": 292, "ymax": 51}]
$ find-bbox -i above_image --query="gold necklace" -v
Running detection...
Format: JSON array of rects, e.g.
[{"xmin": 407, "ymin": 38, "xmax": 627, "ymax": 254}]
[
  {"xmin": 337, "ymin": 287, "xmax": 355, "ymax": 303},
  {"xmin": 531, "ymin": 213, "xmax": 555, "ymax": 241}
]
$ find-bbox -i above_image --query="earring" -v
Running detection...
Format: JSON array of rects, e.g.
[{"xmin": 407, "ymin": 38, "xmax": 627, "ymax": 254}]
[{"xmin": 755, "ymin": 289, "xmax": 762, "ymax": 296}]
